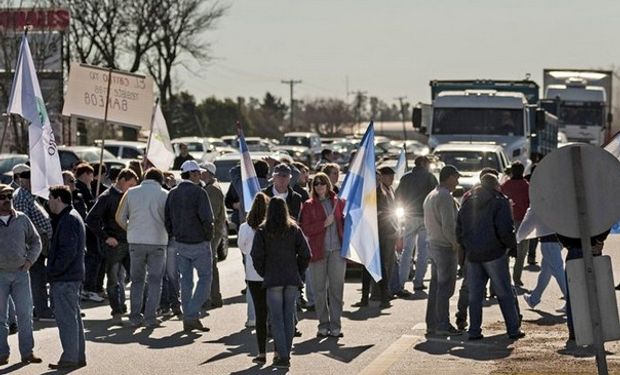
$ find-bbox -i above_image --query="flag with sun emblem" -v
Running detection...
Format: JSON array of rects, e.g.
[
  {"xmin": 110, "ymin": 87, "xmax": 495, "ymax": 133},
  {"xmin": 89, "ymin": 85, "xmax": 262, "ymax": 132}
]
[{"xmin": 7, "ymin": 34, "xmax": 62, "ymax": 198}]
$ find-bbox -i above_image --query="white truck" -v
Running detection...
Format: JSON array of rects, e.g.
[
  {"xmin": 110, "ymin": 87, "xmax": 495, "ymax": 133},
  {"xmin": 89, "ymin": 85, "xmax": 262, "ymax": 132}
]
[{"xmin": 543, "ymin": 69, "xmax": 613, "ymax": 145}]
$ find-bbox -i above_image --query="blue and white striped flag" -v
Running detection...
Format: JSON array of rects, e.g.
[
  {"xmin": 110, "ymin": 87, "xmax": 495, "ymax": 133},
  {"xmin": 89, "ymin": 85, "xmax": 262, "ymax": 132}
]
[
  {"xmin": 237, "ymin": 124, "xmax": 261, "ymax": 212},
  {"xmin": 7, "ymin": 34, "xmax": 62, "ymax": 198},
  {"xmin": 340, "ymin": 122, "xmax": 382, "ymax": 281},
  {"xmin": 394, "ymin": 147, "xmax": 406, "ymax": 182}
]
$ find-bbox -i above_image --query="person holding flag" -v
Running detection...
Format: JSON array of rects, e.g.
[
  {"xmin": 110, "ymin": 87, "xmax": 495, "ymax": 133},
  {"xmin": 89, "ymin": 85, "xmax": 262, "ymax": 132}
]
[{"xmin": 144, "ymin": 104, "xmax": 175, "ymax": 171}]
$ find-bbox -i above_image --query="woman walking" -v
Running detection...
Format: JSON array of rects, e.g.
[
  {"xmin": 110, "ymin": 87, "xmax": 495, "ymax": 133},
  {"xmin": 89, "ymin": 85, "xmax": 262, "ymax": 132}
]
[
  {"xmin": 300, "ymin": 172, "xmax": 347, "ymax": 338},
  {"xmin": 252, "ymin": 197, "xmax": 311, "ymax": 369},
  {"xmin": 238, "ymin": 193, "xmax": 269, "ymax": 364}
]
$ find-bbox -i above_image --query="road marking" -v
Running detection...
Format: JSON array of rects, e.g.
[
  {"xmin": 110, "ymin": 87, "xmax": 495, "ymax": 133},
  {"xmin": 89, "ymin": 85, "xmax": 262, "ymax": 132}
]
[{"xmin": 358, "ymin": 334, "xmax": 420, "ymax": 375}]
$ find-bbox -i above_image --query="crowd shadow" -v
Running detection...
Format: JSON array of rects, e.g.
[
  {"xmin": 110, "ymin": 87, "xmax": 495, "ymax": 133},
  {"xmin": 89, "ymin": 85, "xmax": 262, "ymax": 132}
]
[
  {"xmin": 342, "ymin": 305, "xmax": 390, "ymax": 321},
  {"xmin": 414, "ymin": 333, "xmax": 515, "ymax": 361},
  {"xmin": 557, "ymin": 342, "xmax": 615, "ymax": 358},
  {"xmin": 0, "ymin": 362, "xmax": 27, "ymax": 375},
  {"xmin": 82, "ymin": 318, "xmax": 201, "ymax": 349},
  {"xmin": 200, "ymin": 328, "xmax": 257, "ymax": 365},
  {"xmin": 522, "ymin": 310, "xmax": 566, "ymax": 326},
  {"xmin": 293, "ymin": 336, "xmax": 373, "ymax": 363}
]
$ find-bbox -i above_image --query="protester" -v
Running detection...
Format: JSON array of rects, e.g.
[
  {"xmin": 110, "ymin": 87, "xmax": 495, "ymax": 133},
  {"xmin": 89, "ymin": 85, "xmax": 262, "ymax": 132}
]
[
  {"xmin": 200, "ymin": 162, "xmax": 226, "ymax": 309},
  {"xmin": 238, "ymin": 193, "xmax": 269, "ymax": 363},
  {"xmin": 262, "ymin": 164, "xmax": 303, "ymax": 221},
  {"xmin": 62, "ymin": 171, "xmax": 87, "ymax": 219},
  {"xmin": 423, "ymin": 165, "xmax": 462, "ymax": 336},
  {"xmin": 90, "ymin": 163, "xmax": 109, "ymax": 197},
  {"xmin": 165, "ymin": 160, "xmax": 214, "ymax": 333},
  {"xmin": 500, "ymin": 161, "xmax": 530, "ymax": 287},
  {"xmin": 291, "ymin": 162, "xmax": 310, "ymax": 202},
  {"xmin": 85, "ymin": 169, "xmax": 139, "ymax": 325},
  {"xmin": 13, "ymin": 164, "xmax": 54, "ymax": 321},
  {"xmin": 394, "ymin": 155, "xmax": 438, "ymax": 295},
  {"xmin": 320, "ymin": 163, "xmax": 340, "ymax": 194},
  {"xmin": 314, "ymin": 149, "xmax": 334, "ymax": 171},
  {"xmin": 172, "ymin": 143, "xmax": 194, "ymax": 170},
  {"xmin": 226, "ymin": 160, "xmax": 270, "ymax": 230},
  {"xmin": 523, "ymin": 234, "xmax": 567, "ymax": 313},
  {"xmin": 251, "ymin": 197, "xmax": 311, "ymax": 369},
  {"xmin": 300, "ymin": 172, "xmax": 346, "ymax": 337},
  {"xmin": 47, "ymin": 186, "xmax": 87, "ymax": 369},
  {"xmin": 0, "ymin": 183, "xmax": 42, "ymax": 365},
  {"xmin": 116, "ymin": 168, "xmax": 169, "ymax": 328},
  {"xmin": 456, "ymin": 174, "xmax": 524, "ymax": 340},
  {"xmin": 159, "ymin": 172, "xmax": 181, "ymax": 318}
]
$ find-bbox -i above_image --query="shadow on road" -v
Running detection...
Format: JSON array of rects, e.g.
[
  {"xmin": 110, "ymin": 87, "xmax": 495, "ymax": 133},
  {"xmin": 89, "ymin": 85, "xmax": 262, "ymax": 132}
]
[
  {"xmin": 293, "ymin": 336, "xmax": 373, "ymax": 363},
  {"xmin": 0, "ymin": 362, "xmax": 27, "ymax": 375},
  {"xmin": 414, "ymin": 333, "xmax": 514, "ymax": 361},
  {"xmin": 522, "ymin": 310, "xmax": 566, "ymax": 326},
  {"xmin": 83, "ymin": 319, "xmax": 201, "ymax": 349},
  {"xmin": 201, "ymin": 328, "xmax": 259, "ymax": 364},
  {"xmin": 342, "ymin": 306, "xmax": 390, "ymax": 321}
]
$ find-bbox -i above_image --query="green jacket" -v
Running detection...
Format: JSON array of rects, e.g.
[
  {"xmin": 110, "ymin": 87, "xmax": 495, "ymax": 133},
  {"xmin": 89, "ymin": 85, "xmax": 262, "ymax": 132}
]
[{"xmin": 204, "ymin": 180, "xmax": 226, "ymax": 250}]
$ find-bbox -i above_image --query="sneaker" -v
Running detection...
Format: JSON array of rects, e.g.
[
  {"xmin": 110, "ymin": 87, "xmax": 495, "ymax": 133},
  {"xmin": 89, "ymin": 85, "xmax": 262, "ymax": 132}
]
[
  {"xmin": 272, "ymin": 358, "xmax": 290, "ymax": 369},
  {"xmin": 82, "ymin": 291, "xmax": 104, "ymax": 303},
  {"xmin": 436, "ymin": 326, "xmax": 463, "ymax": 336},
  {"xmin": 316, "ymin": 329, "xmax": 329, "ymax": 338},
  {"xmin": 111, "ymin": 314, "xmax": 123, "ymax": 326},
  {"xmin": 144, "ymin": 319, "xmax": 162, "ymax": 328},
  {"xmin": 21, "ymin": 353, "xmax": 43, "ymax": 364},
  {"xmin": 329, "ymin": 330, "xmax": 344, "ymax": 338},
  {"xmin": 508, "ymin": 331, "xmax": 526, "ymax": 340},
  {"xmin": 395, "ymin": 290, "xmax": 412, "ymax": 298},
  {"xmin": 413, "ymin": 284, "xmax": 427, "ymax": 291},
  {"xmin": 523, "ymin": 294, "xmax": 537, "ymax": 309},
  {"xmin": 252, "ymin": 354, "xmax": 266, "ymax": 364},
  {"xmin": 245, "ymin": 320, "xmax": 256, "ymax": 328}
]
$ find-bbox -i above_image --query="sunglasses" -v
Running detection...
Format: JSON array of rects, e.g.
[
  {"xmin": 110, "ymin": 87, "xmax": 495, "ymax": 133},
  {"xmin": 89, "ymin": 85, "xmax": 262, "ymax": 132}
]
[
  {"xmin": 313, "ymin": 181, "xmax": 327, "ymax": 187},
  {"xmin": 0, "ymin": 194, "xmax": 13, "ymax": 200}
]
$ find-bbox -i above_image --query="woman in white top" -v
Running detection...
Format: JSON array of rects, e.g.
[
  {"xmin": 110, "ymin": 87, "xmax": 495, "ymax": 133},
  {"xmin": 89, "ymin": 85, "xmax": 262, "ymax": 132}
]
[{"xmin": 238, "ymin": 192, "xmax": 269, "ymax": 364}]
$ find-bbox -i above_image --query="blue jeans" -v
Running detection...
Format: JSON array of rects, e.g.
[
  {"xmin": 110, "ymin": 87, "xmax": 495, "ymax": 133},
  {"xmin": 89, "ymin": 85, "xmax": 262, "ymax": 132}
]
[
  {"xmin": 398, "ymin": 217, "xmax": 428, "ymax": 291},
  {"xmin": 0, "ymin": 270, "xmax": 34, "ymax": 357},
  {"xmin": 468, "ymin": 254, "xmax": 521, "ymax": 337},
  {"xmin": 529, "ymin": 241, "xmax": 567, "ymax": 306},
  {"xmin": 50, "ymin": 281, "xmax": 85, "ymax": 364},
  {"xmin": 426, "ymin": 244, "xmax": 458, "ymax": 331},
  {"xmin": 129, "ymin": 244, "xmax": 166, "ymax": 325},
  {"xmin": 105, "ymin": 243, "xmax": 130, "ymax": 316},
  {"xmin": 267, "ymin": 286, "xmax": 298, "ymax": 360},
  {"xmin": 160, "ymin": 244, "xmax": 181, "ymax": 310},
  {"xmin": 176, "ymin": 241, "xmax": 212, "ymax": 321}
]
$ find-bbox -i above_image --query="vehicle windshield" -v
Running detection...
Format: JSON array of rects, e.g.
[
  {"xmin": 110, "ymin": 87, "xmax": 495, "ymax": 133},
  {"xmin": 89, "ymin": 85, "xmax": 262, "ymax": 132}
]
[
  {"xmin": 434, "ymin": 151, "xmax": 500, "ymax": 173},
  {"xmin": 433, "ymin": 108, "xmax": 524, "ymax": 136},
  {"xmin": 282, "ymin": 136, "xmax": 310, "ymax": 147},
  {"xmin": 559, "ymin": 104, "xmax": 604, "ymax": 126}
]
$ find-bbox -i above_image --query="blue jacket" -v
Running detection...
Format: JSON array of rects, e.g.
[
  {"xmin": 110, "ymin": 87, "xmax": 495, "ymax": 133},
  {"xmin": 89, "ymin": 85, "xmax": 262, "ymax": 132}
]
[
  {"xmin": 47, "ymin": 206, "xmax": 86, "ymax": 282},
  {"xmin": 165, "ymin": 181, "xmax": 214, "ymax": 244},
  {"xmin": 456, "ymin": 186, "xmax": 516, "ymax": 263}
]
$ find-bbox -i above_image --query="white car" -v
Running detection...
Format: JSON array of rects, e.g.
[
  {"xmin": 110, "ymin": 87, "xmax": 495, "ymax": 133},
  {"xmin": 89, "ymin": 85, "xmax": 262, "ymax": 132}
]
[
  {"xmin": 432, "ymin": 142, "xmax": 510, "ymax": 191},
  {"xmin": 171, "ymin": 137, "xmax": 219, "ymax": 163}
]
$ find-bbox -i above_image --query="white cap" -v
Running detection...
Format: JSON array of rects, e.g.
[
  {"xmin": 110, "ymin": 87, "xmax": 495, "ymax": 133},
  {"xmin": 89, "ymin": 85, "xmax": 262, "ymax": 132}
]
[
  {"xmin": 180, "ymin": 160, "xmax": 203, "ymax": 173},
  {"xmin": 202, "ymin": 162, "xmax": 216, "ymax": 175}
]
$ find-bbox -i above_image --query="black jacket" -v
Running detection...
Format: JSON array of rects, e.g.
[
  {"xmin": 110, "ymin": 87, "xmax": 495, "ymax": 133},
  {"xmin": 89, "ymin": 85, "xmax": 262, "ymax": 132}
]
[
  {"xmin": 72, "ymin": 191, "xmax": 88, "ymax": 220},
  {"xmin": 251, "ymin": 225, "xmax": 311, "ymax": 288},
  {"xmin": 165, "ymin": 181, "xmax": 214, "ymax": 244},
  {"xmin": 85, "ymin": 186, "xmax": 127, "ymax": 243},
  {"xmin": 456, "ymin": 187, "xmax": 516, "ymax": 263},
  {"xmin": 48, "ymin": 207, "xmax": 85, "ymax": 282},
  {"xmin": 75, "ymin": 180, "xmax": 94, "ymax": 210},
  {"xmin": 395, "ymin": 166, "xmax": 438, "ymax": 218},
  {"xmin": 262, "ymin": 185, "xmax": 303, "ymax": 222}
]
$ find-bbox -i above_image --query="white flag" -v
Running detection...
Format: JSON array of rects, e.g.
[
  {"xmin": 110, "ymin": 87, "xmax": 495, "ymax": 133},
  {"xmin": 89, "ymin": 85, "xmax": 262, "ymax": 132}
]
[
  {"xmin": 145, "ymin": 104, "xmax": 175, "ymax": 171},
  {"xmin": 7, "ymin": 34, "xmax": 62, "ymax": 198}
]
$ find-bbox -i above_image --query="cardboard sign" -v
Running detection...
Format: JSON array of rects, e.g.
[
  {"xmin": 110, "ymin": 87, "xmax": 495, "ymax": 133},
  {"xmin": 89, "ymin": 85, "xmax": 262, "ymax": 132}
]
[{"xmin": 62, "ymin": 63, "xmax": 154, "ymax": 129}]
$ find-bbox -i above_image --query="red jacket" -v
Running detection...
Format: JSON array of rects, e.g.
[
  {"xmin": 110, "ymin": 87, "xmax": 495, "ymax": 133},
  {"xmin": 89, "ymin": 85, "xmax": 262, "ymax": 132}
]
[
  {"xmin": 500, "ymin": 178, "xmax": 529, "ymax": 222},
  {"xmin": 300, "ymin": 192, "xmax": 345, "ymax": 262}
]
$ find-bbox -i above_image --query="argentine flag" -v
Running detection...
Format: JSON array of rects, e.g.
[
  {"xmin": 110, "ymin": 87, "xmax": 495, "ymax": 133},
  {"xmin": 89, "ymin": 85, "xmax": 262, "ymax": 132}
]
[
  {"xmin": 394, "ymin": 147, "xmax": 407, "ymax": 182},
  {"xmin": 7, "ymin": 34, "xmax": 62, "ymax": 198},
  {"xmin": 238, "ymin": 124, "xmax": 261, "ymax": 212},
  {"xmin": 340, "ymin": 122, "xmax": 382, "ymax": 281}
]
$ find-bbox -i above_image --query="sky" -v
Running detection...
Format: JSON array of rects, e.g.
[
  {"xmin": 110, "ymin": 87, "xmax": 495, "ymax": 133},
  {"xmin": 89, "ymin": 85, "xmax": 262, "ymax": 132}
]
[{"xmin": 178, "ymin": 0, "xmax": 620, "ymax": 108}]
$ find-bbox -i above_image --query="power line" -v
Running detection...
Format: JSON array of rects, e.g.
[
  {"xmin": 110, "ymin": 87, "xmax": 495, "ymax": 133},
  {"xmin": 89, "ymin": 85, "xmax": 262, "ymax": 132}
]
[{"xmin": 281, "ymin": 79, "xmax": 302, "ymax": 130}]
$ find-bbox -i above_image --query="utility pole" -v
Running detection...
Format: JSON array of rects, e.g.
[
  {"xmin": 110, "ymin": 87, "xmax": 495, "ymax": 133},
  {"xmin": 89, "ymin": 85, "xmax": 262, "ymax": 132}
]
[
  {"xmin": 395, "ymin": 96, "xmax": 409, "ymax": 167},
  {"xmin": 348, "ymin": 90, "xmax": 367, "ymax": 134},
  {"xmin": 281, "ymin": 79, "xmax": 302, "ymax": 131}
]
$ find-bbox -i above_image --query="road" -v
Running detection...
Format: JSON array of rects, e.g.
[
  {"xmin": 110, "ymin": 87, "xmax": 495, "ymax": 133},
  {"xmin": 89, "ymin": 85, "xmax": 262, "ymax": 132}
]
[{"xmin": 5, "ymin": 236, "xmax": 620, "ymax": 374}]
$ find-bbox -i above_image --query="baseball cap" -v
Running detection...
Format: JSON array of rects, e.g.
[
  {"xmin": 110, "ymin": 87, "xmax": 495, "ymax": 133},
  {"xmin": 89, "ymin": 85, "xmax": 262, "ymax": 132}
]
[
  {"xmin": 202, "ymin": 162, "xmax": 216, "ymax": 176},
  {"xmin": 12, "ymin": 163, "xmax": 30, "ymax": 175},
  {"xmin": 439, "ymin": 165, "xmax": 462, "ymax": 181},
  {"xmin": 180, "ymin": 160, "xmax": 203, "ymax": 173},
  {"xmin": 272, "ymin": 163, "xmax": 292, "ymax": 177},
  {"xmin": 0, "ymin": 184, "xmax": 14, "ymax": 194}
]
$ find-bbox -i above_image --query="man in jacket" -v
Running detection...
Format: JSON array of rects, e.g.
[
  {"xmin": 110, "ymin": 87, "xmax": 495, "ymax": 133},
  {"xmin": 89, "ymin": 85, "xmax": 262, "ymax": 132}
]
[
  {"xmin": 457, "ymin": 174, "xmax": 524, "ymax": 340},
  {"xmin": 0, "ymin": 184, "xmax": 42, "ymax": 365},
  {"xmin": 116, "ymin": 168, "xmax": 169, "ymax": 328},
  {"xmin": 200, "ymin": 162, "xmax": 226, "ymax": 309},
  {"xmin": 395, "ymin": 156, "xmax": 438, "ymax": 294},
  {"xmin": 47, "ymin": 186, "xmax": 87, "ymax": 369},
  {"xmin": 262, "ymin": 164, "xmax": 303, "ymax": 222},
  {"xmin": 423, "ymin": 165, "xmax": 462, "ymax": 336},
  {"xmin": 165, "ymin": 160, "xmax": 214, "ymax": 333},
  {"xmin": 85, "ymin": 169, "xmax": 139, "ymax": 324}
]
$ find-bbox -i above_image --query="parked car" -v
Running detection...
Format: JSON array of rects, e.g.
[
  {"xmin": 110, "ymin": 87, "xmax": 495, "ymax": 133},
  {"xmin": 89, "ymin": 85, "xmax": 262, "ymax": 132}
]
[
  {"xmin": 171, "ymin": 137, "xmax": 219, "ymax": 164},
  {"xmin": 274, "ymin": 132, "xmax": 322, "ymax": 166},
  {"xmin": 57, "ymin": 146, "xmax": 128, "ymax": 172},
  {"xmin": 0, "ymin": 153, "xmax": 28, "ymax": 184},
  {"xmin": 205, "ymin": 137, "xmax": 237, "ymax": 155},
  {"xmin": 96, "ymin": 140, "xmax": 147, "ymax": 160},
  {"xmin": 432, "ymin": 143, "xmax": 509, "ymax": 191}
]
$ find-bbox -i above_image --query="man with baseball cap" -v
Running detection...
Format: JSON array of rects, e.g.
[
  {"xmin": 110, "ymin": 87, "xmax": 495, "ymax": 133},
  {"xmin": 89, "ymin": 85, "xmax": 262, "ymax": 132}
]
[
  {"xmin": 0, "ymin": 183, "xmax": 43, "ymax": 365},
  {"xmin": 11, "ymin": 164, "xmax": 29, "ymax": 190},
  {"xmin": 200, "ymin": 162, "xmax": 226, "ymax": 309},
  {"xmin": 262, "ymin": 164, "xmax": 303, "ymax": 221},
  {"xmin": 423, "ymin": 165, "xmax": 462, "ymax": 336},
  {"xmin": 165, "ymin": 160, "xmax": 214, "ymax": 333}
]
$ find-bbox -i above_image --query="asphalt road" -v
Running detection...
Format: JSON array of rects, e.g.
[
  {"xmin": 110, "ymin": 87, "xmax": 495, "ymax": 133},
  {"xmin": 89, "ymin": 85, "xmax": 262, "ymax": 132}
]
[{"xmin": 5, "ymin": 236, "xmax": 620, "ymax": 374}]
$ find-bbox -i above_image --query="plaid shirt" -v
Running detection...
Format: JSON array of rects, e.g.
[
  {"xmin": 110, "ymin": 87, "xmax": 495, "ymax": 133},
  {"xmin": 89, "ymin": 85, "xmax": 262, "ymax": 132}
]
[{"xmin": 13, "ymin": 187, "xmax": 52, "ymax": 237}]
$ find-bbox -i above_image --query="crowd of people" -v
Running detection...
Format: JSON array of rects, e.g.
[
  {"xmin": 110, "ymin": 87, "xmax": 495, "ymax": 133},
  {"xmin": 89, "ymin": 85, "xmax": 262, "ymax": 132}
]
[{"xmin": 0, "ymin": 144, "xmax": 606, "ymax": 370}]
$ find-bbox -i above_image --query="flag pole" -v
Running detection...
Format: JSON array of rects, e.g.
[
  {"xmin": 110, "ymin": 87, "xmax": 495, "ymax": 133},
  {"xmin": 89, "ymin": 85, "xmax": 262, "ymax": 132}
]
[
  {"xmin": 95, "ymin": 68, "xmax": 113, "ymax": 197},
  {"xmin": 143, "ymin": 98, "xmax": 160, "ymax": 171}
]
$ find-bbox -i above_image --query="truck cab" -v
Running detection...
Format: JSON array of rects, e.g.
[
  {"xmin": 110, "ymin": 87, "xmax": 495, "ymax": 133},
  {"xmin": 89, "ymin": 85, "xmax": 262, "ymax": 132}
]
[{"xmin": 428, "ymin": 90, "xmax": 531, "ymax": 166}]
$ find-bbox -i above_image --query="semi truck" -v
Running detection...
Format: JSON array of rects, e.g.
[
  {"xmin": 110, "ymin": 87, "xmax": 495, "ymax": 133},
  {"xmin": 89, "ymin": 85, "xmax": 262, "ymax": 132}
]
[
  {"xmin": 542, "ymin": 69, "xmax": 613, "ymax": 145},
  {"xmin": 412, "ymin": 79, "xmax": 559, "ymax": 165}
]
